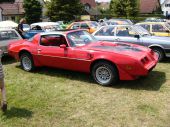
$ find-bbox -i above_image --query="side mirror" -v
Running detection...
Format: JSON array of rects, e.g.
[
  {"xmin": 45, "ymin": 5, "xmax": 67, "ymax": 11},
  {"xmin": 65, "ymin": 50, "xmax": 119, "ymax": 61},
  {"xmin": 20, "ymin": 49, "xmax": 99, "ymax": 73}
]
[
  {"xmin": 166, "ymin": 30, "xmax": 170, "ymax": 33},
  {"xmin": 60, "ymin": 44, "xmax": 67, "ymax": 49},
  {"xmin": 134, "ymin": 35, "xmax": 140, "ymax": 39}
]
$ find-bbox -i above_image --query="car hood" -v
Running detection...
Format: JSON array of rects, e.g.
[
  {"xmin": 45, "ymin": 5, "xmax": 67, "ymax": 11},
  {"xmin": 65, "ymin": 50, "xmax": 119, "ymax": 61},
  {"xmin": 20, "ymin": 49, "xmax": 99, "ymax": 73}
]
[{"xmin": 83, "ymin": 41, "xmax": 150, "ymax": 59}]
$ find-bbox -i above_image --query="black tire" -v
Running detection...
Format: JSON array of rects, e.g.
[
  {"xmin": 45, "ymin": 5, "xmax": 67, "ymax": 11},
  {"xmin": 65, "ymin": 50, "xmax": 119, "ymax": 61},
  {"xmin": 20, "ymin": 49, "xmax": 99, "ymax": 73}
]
[
  {"xmin": 20, "ymin": 52, "xmax": 34, "ymax": 71},
  {"xmin": 92, "ymin": 61, "xmax": 118, "ymax": 86},
  {"xmin": 152, "ymin": 48, "xmax": 164, "ymax": 61}
]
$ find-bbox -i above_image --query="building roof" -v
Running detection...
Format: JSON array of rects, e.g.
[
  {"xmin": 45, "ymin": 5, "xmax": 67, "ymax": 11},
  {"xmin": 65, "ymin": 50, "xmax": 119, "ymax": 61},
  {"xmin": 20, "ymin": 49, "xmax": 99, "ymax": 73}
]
[
  {"xmin": 140, "ymin": 0, "xmax": 161, "ymax": 13},
  {"xmin": 80, "ymin": 0, "xmax": 96, "ymax": 8},
  {"xmin": 0, "ymin": 0, "xmax": 24, "ymax": 15}
]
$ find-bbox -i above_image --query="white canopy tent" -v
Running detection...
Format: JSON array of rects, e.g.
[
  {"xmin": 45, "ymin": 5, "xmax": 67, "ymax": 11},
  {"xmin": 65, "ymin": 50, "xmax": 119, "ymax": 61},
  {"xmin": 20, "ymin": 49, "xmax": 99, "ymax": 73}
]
[{"xmin": 0, "ymin": 20, "xmax": 18, "ymax": 29}]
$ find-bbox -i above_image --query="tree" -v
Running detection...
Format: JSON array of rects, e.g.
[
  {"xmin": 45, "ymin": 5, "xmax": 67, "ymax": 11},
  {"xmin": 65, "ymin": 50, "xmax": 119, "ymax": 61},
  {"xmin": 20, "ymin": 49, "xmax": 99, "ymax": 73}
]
[
  {"xmin": 46, "ymin": 0, "xmax": 84, "ymax": 22},
  {"xmin": 23, "ymin": 0, "xmax": 42, "ymax": 24},
  {"xmin": 110, "ymin": 0, "xmax": 139, "ymax": 18}
]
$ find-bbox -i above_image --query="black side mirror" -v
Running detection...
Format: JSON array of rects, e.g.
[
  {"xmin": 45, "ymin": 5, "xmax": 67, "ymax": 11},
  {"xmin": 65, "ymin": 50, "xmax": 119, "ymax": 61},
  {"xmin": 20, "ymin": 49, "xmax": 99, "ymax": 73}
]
[
  {"xmin": 134, "ymin": 35, "xmax": 140, "ymax": 39},
  {"xmin": 166, "ymin": 30, "xmax": 170, "ymax": 33}
]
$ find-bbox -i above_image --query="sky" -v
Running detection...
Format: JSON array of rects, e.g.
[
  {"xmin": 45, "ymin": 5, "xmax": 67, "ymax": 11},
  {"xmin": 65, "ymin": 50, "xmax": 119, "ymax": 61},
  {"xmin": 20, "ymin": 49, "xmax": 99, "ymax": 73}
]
[{"xmin": 95, "ymin": 0, "xmax": 165, "ymax": 4}]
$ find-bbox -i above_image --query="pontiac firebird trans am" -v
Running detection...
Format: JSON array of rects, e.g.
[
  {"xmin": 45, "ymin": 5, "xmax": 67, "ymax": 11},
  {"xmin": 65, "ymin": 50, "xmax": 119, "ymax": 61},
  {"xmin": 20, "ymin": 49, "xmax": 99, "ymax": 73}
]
[{"xmin": 8, "ymin": 30, "xmax": 158, "ymax": 86}]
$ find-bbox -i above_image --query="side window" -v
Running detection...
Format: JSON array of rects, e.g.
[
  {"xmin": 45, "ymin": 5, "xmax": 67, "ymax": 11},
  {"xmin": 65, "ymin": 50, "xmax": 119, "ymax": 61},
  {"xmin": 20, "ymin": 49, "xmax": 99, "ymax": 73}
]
[
  {"xmin": 0, "ymin": 30, "xmax": 19, "ymax": 41},
  {"xmin": 140, "ymin": 24, "xmax": 150, "ymax": 31},
  {"xmin": 116, "ymin": 26, "xmax": 137, "ymax": 37},
  {"xmin": 80, "ymin": 23, "xmax": 89, "ymax": 29},
  {"xmin": 71, "ymin": 23, "xmax": 80, "ymax": 29},
  {"xmin": 95, "ymin": 27, "xmax": 115, "ymax": 36},
  {"xmin": 152, "ymin": 24, "xmax": 167, "ymax": 32},
  {"xmin": 40, "ymin": 35, "xmax": 68, "ymax": 47}
]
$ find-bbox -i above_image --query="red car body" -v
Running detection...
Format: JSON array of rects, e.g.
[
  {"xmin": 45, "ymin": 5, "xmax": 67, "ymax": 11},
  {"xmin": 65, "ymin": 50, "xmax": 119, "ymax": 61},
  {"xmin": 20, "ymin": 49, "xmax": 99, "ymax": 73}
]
[{"xmin": 8, "ymin": 30, "xmax": 158, "ymax": 86}]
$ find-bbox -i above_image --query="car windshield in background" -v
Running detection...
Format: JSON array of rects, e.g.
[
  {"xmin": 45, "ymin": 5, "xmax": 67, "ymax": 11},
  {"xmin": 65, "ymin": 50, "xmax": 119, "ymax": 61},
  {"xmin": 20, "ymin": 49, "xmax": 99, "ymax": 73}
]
[
  {"xmin": 106, "ymin": 21, "xmax": 118, "ymax": 25},
  {"xmin": 67, "ymin": 30, "xmax": 97, "ymax": 47},
  {"xmin": 134, "ymin": 25, "xmax": 151, "ymax": 36},
  {"xmin": 0, "ymin": 30, "xmax": 20, "ymax": 40},
  {"xmin": 89, "ymin": 22, "xmax": 99, "ymax": 28}
]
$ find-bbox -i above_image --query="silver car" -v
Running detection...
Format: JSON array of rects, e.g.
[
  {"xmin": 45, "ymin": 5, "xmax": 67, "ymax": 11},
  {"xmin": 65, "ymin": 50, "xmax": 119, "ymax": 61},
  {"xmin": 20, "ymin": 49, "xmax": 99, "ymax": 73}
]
[
  {"xmin": 0, "ymin": 29, "xmax": 22, "ymax": 55},
  {"xmin": 93, "ymin": 25, "xmax": 170, "ymax": 61}
]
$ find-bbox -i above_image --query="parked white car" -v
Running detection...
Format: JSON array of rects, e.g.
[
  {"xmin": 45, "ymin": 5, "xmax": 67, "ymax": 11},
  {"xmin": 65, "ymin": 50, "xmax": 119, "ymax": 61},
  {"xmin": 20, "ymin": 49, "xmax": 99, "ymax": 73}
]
[
  {"xmin": 0, "ymin": 29, "xmax": 22, "ymax": 54},
  {"xmin": 30, "ymin": 22, "xmax": 62, "ymax": 32}
]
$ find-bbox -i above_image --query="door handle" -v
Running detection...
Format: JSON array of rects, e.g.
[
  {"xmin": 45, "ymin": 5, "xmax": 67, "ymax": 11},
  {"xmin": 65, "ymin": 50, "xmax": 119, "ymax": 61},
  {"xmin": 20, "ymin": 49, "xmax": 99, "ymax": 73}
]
[
  {"xmin": 37, "ymin": 49, "xmax": 41, "ymax": 53},
  {"xmin": 115, "ymin": 38, "xmax": 120, "ymax": 41}
]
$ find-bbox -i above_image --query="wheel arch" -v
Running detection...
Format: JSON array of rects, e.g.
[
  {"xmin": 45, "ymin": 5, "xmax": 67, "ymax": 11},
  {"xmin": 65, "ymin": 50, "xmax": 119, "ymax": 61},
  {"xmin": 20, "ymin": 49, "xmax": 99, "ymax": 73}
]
[
  {"xmin": 19, "ymin": 50, "xmax": 32, "ymax": 58},
  {"xmin": 148, "ymin": 44, "xmax": 166, "ymax": 55},
  {"xmin": 149, "ymin": 44, "xmax": 164, "ymax": 50},
  {"xmin": 90, "ymin": 59, "xmax": 119, "ymax": 78}
]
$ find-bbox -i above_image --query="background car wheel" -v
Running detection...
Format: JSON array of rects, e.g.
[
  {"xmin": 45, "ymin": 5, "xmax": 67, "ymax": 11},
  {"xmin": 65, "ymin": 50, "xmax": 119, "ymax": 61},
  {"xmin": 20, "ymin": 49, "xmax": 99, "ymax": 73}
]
[
  {"xmin": 20, "ymin": 52, "xmax": 34, "ymax": 71},
  {"xmin": 92, "ymin": 61, "xmax": 118, "ymax": 86},
  {"xmin": 152, "ymin": 48, "xmax": 164, "ymax": 61}
]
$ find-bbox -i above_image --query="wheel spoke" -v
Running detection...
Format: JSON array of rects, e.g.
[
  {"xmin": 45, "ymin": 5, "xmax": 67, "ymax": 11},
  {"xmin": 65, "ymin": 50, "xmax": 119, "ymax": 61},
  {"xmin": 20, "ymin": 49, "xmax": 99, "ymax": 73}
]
[
  {"xmin": 22, "ymin": 56, "xmax": 32, "ymax": 71},
  {"xmin": 96, "ymin": 66, "xmax": 112, "ymax": 84}
]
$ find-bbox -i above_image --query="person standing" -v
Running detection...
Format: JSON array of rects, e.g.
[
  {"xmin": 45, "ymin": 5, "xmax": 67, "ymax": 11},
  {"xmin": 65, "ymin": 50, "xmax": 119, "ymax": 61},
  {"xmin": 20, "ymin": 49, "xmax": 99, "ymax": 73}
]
[
  {"xmin": 17, "ymin": 18, "xmax": 26, "ymax": 39},
  {"xmin": 0, "ymin": 50, "xmax": 7, "ymax": 112}
]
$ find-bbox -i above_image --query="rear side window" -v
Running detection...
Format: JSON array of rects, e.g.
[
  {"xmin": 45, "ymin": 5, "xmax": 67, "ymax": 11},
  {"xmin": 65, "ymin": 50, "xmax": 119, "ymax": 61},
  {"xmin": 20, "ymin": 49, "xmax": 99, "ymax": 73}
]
[
  {"xmin": 71, "ymin": 23, "xmax": 80, "ymax": 29},
  {"xmin": 152, "ymin": 24, "xmax": 167, "ymax": 32},
  {"xmin": 0, "ymin": 30, "xmax": 20, "ymax": 41},
  {"xmin": 40, "ymin": 34, "xmax": 68, "ymax": 47},
  {"xmin": 80, "ymin": 23, "xmax": 89, "ymax": 29},
  {"xmin": 140, "ymin": 24, "xmax": 150, "ymax": 31}
]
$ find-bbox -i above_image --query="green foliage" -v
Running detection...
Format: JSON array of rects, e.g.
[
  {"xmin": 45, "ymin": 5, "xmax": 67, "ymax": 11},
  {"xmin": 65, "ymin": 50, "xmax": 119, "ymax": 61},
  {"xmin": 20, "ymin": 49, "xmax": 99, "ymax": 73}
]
[
  {"xmin": 46, "ymin": 0, "xmax": 84, "ymax": 22},
  {"xmin": 110, "ymin": 0, "xmax": 139, "ymax": 18},
  {"xmin": 23, "ymin": 0, "xmax": 42, "ymax": 24}
]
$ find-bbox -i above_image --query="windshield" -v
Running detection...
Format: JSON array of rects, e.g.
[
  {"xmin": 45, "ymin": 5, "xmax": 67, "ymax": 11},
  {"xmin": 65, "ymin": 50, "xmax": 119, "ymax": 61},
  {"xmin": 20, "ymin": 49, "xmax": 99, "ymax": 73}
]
[
  {"xmin": 23, "ymin": 24, "xmax": 30, "ymax": 28},
  {"xmin": 67, "ymin": 30, "xmax": 97, "ymax": 47},
  {"xmin": 134, "ymin": 25, "xmax": 151, "ymax": 36},
  {"xmin": 89, "ymin": 21, "xmax": 99, "ymax": 28}
]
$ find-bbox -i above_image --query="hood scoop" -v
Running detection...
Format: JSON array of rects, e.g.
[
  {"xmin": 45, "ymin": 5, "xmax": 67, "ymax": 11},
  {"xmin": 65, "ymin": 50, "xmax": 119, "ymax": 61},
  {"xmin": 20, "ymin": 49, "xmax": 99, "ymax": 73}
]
[{"xmin": 92, "ymin": 43, "xmax": 142, "ymax": 52}]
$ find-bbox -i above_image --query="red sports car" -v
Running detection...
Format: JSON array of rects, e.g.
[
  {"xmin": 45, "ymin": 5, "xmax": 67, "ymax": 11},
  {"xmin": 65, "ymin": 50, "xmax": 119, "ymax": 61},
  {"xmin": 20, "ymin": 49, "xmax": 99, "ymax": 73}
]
[{"xmin": 8, "ymin": 30, "xmax": 158, "ymax": 86}]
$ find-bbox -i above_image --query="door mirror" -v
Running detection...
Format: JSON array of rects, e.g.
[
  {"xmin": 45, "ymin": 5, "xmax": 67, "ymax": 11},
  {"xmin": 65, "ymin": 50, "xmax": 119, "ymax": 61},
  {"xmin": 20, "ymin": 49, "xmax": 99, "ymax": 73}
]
[
  {"xmin": 166, "ymin": 30, "xmax": 170, "ymax": 33},
  {"xmin": 134, "ymin": 35, "xmax": 140, "ymax": 39},
  {"xmin": 60, "ymin": 44, "xmax": 67, "ymax": 49}
]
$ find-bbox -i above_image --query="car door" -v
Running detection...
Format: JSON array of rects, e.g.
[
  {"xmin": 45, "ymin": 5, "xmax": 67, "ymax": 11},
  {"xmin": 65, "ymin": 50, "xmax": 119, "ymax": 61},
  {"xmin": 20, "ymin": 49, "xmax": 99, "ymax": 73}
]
[
  {"xmin": 151, "ymin": 24, "xmax": 169, "ymax": 36},
  {"xmin": 37, "ymin": 33, "xmax": 92, "ymax": 72},
  {"xmin": 115, "ymin": 26, "xmax": 143, "ymax": 45},
  {"xmin": 37, "ymin": 34, "xmax": 71, "ymax": 68}
]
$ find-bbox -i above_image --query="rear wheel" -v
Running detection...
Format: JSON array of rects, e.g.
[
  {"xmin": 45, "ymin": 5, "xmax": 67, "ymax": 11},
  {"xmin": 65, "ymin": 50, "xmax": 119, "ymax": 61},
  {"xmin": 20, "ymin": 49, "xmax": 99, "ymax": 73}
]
[
  {"xmin": 20, "ymin": 52, "xmax": 34, "ymax": 71},
  {"xmin": 92, "ymin": 61, "xmax": 118, "ymax": 86},
  {"xmin": 152, "ymin": 47, "xmax": 164, "ymax": 61}
]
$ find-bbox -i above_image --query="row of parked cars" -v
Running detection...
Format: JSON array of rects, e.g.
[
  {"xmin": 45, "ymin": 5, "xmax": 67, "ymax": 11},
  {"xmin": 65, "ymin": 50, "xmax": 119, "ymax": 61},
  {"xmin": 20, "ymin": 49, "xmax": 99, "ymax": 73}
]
[{"xmin": 0, "ymin": 18, "xmax": 169, "ymax": 86}]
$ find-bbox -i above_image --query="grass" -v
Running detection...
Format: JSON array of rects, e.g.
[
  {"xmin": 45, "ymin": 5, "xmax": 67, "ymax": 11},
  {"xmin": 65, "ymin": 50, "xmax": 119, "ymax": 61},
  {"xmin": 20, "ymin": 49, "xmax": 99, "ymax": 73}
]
[{"xmin": 0, "ymin": 56, "xmax": 170, "ymax": 127}]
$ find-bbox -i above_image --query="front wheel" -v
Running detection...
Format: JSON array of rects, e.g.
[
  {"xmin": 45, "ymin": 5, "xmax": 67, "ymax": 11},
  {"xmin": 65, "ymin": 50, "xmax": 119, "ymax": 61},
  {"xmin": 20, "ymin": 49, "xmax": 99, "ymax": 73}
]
[
  {"xmin": 20, "ymin": 53, "xmax": 34, "ymax": 71},
  {"xmin": 92, "ymin": 61, "xmax": 118, "ymax": 86},
  {"xmin": 152, "ymin": 48, "xmax": 164, "ymax": 61}
]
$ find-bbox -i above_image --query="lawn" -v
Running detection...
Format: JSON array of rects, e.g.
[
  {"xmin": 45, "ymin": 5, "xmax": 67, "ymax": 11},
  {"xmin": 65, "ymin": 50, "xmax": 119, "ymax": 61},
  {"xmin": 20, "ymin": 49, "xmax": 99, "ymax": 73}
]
[{"xmin": 0, "ymin": 56, "xmax": 170, "ymax": 127}]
